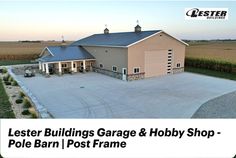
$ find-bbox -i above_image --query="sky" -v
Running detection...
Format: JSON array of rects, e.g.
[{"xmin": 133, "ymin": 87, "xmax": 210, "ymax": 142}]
[{"xmin": 0, "ymin": 1, "xmax": 236, "ymax": 41}]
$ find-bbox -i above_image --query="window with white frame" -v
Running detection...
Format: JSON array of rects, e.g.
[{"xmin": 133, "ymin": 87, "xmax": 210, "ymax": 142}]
[
  {"xmin": 62, "ymin": 64, "xmax": 67, "ymax": 68},
  {"xmin": 99, "ymin": 63, "xmax": 104, "ymax": 68},
  {"xmin": 112, "ymin": 66, "xmax": 117, "ymax": 72},
  {"xmin": 133, "ymin": 67, "xmax": 140, "ymax": 74}
]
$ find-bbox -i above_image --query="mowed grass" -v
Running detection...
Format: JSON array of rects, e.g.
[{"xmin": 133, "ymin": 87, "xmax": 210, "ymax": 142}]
[
  {"xmin": 186, "ymin": 41, "xmax": 236, "ymax": 63},
  {"xmin": 185, "ymin": 67, "xmax": 236, "ymax": 81},
  {"xmin": 0, "ymin": 78, "xmax": 15, "ymax": 118},
  {"xmin": 0, "ymin": 60, "xmax": 33, "ymax": 66}
]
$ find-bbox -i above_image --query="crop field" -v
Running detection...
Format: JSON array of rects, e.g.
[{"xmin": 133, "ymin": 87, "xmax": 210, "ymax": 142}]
[
  {"xmin": 0, "ymin": 41, "xmax": 235, "ymax": 65},
  {"xmin": 186, "ymin": 41, "xmax": 236, "ymax": 63},
  {"xmin": 0, "ymin": 41, "xmax": 72, "ymax": 60}
]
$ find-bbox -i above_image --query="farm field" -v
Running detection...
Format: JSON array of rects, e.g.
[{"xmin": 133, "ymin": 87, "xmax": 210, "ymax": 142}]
[
  {"xmin": 0, "ymin": 41, "xmax": 235, "ymax": 66},
  {"xmin": 0, "ymin": 41, "xmax": 72, "ymax": 61},
  {"xmin": 186, "ymin": 41, "xmax": 236, "ymax": 63}
]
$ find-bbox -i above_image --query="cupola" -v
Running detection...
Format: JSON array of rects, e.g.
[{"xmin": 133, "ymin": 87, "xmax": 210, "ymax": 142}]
[
  {"xmin": 104, "ymin": 24, "xmax": 109, "ymax": 34},
  {"xmin": 135, "ymin": 20, "xmax": 141, "ymax": 32}
]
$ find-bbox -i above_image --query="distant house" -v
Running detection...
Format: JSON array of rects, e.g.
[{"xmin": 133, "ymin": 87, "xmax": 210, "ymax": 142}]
[{"xmin": 38, "ymin": 24, "xmax": 188, "ymax": 81}]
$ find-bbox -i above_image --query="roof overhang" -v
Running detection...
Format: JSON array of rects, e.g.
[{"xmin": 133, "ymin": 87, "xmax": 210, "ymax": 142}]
[
  {"xmin": 79, "ymin": 30, "xmax": 188, "ymax": 48},
  {"xmin": 39, "ymin": 47, "xmax": 54, "ymax": 57},
  {"xmin": 127, "ymin": 30, "xmax": 189, "ymax": 47},
  {"xmin": 37, "ymin": 58, "xmax": 96, "ymax": 64}
]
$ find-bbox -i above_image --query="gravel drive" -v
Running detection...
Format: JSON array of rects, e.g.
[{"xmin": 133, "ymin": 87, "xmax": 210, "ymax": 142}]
[{"xmin": 192, "ymin": 91, "xmax": 236, "ymax": 118}]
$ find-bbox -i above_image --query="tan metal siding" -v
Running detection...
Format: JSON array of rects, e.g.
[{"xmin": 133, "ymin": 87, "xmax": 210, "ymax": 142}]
[
  {"xmin": 83, "ymin": 46, "xmax": 128, "ymax": 73},
  {"xmin": 128, "ymin": 32, "xmax": 186, "ymax": 77}
]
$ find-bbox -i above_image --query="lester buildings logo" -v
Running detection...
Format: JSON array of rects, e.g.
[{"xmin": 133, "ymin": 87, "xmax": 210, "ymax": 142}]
[{"xmin": 185, "ymin": 8, "xmax": 228, "ymax": 20}]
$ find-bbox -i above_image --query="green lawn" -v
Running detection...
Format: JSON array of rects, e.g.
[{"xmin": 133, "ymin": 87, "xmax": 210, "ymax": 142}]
[
  {"xmin": 0, "ymin": 60, "xmax": 33, "ymax": 66},
  {"xmin": 185, "ymin": 67, "xmax": 236, "ymax": 81},
  {"xmin": 0, "ymin": 78, "xmax": 15, "ymax": 118}
]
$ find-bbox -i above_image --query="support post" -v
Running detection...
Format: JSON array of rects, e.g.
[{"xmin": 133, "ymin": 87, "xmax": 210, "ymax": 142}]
[
  {"xmin": 71, "ymin": 61, "xmax": 74, "ymax": 74},
  {"xmin": 45, "ymin": 63, "xmax": 49, "ymax": 77},
  {"xmin": 83, "ymin": 60, "xmax": 86, "ymax": 72},
  {"xmin": 74, "ymin": 62, "xmax": 77, "ymax": 72},
  {"xmin": 39, "ymin": 61, "xmax": 42, "ymax": 71},
  {"xmin": 58, "ymin": 62, "xmax": 62, "ymax": 76},
  {"xmin": 42, "ymin": 63, "xmax": 45, "ymax": 74}
]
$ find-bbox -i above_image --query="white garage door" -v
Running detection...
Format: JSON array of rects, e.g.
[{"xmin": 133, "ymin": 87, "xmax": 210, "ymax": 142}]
[{"xmin": 145, "ymin": 50, "xmax": 169, "ymax": 78}]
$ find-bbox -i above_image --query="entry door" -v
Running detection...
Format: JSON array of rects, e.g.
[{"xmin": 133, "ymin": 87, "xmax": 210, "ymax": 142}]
[{"xmin": 122, "ymin": 68, "xmax": 127, "ymax": 81}]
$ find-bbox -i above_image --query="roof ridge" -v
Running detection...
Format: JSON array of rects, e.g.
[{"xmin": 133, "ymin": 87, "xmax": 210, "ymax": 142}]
[
  {"xmin": 93, "ymin": 30, "xmax": 161, "ymax": 35},
  {"xmin": 48, "ymin": 45, "xmax": 79, "ymax": 48}
]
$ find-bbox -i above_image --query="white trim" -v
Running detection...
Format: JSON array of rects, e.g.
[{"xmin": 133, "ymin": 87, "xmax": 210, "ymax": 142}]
[
  {"xmin": 43, "ymin": 59, "xmax": 96, "ymax": 64},
  {"xmin": 45, "ymin": 63, "xmax": 49, "ymax": 74},
  {"xmin": 39, "ymin": 47, "xmax": 47, "ymax": 57},
  {"xmin": 42, "ymin": 63, "xmax": 45, "ymax": 72},
  {"xmin": 160, "ymin": 31, "xmax": 189, "ymax": 46},
  {"xmin": 127, "ymin": 32, "xmax": 161, "ymax": 47},
  {"xmin": 58, "ymin": 62, "xmax": 62, "ymax": 73},
  {"xmin": 99, "ymin": 63, "xmax": 104, "ymax": 68},
  {"xmin": 74, "ymin": 62, "xmax": 77, "ymax": 72},
  {"xmin": 61, "ymin": 63, "xmax": 67, "ymax": 68},
  {"xmin": 177, "ymin": 63, "xmax": 181, "ymax": 68},
  {"xmin": 127, "ymin": 30, "xmax": 189, "ymax": 47},
  {"xmin": 83, "ymin": 60, "xmax": 86, "ymax": 70},
  {"xmin": 39, "ymin": 47, "xmax": 54, "ymax": 57},
  {"xmin": 112, "ymin": 65, "xmax": 118, "ymax": 72},
  {"xmin": 71, "ymin": 61, "xmax": 74, "ymax": 72},
  {"xmin": 38, "ymin": 61, "xmax": 42, "ymax": 70},
  {"xmin": 133, "ymin": 67, "xmax": 140, "ymax": 74},
  {"xmin": 122, "ymin": 68, "xmax": 127, "ymax": 81}
]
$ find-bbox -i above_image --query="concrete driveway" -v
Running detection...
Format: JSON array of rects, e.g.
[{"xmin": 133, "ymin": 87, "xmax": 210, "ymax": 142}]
[{"xmin": 16, "ymin": 72, "xmax": 236, "ymax": 118}]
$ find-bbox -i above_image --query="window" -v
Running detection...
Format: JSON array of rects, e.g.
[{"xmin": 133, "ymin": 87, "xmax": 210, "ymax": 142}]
[
  {"xmin": 168, "ymin": 49, "xmax": 172, "ymax": 51},
  {"xmin": 177, "ymin": 63, "xmax": 181, "ymax": 67},
  {"xmin": 62, "ymin": 64, "xmax": 67, "ymax": 68},
  {"xmin": 168, "ymin": 62, "xmax": 171, "ymax": 65},
  {"xmin": 99, "ymin": 63, "xmax": 103, "ymax": 68},
  {"xmin": 105, "ymin": 50, "xmax": 108, "ymax": 53},
  {"xmin": 90, "ymin": 62, "xmax": 94, "ymax": 66},
  {"xmin": 168, "ymin": 59, "xmax": 172, "ymax": 61},
  {"xmin": 73, "ymin": 64, "xmax": 76, "ymax": 68},
  {"xmin": 112, "ymin": 66, "xmax": 117, "ymax": 72},
  {"xmin": 168, "ymin": 55, "xmax": 172, "ymax": 58},
  {"xmin": 133, "ymin": 67, "xmax": 140, "ymax": 74},
  {"xmin": 167, "ymin": 68, "xmax": 171, "ymax": 71},
  {"xmin": 168, "ymin": 65, "xmax": 171, "ymax": 68},
  {"xmin": 168, "ymin": 52, "xmax": 172, "ymax": 55},
  {"xmin": 80, "ymin": 62, "xmax": 83, "ymax": 66}
]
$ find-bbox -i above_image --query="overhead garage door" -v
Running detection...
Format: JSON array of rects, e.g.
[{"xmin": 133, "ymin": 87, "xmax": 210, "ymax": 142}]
[{"xmin": 144, "ymin": 50, "xmax": 168, "ymax": 78}]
